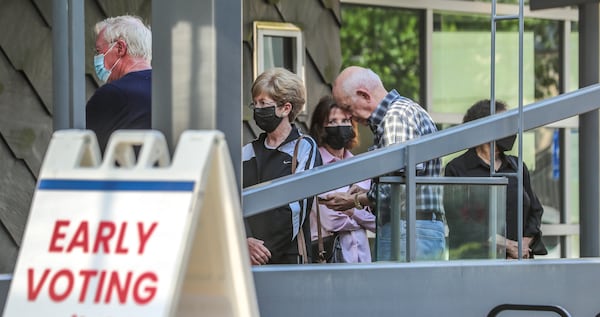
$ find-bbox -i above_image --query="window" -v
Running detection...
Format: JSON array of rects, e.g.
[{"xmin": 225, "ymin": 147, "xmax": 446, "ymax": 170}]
[{"xmin": 253, "ymin": 21, "xmax": 305, "ymax": 82}]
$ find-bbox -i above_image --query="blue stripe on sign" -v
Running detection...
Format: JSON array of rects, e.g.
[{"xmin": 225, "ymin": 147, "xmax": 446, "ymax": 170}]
[{"xmin": 38, "ymin": 179, "xmax": 195, "ymax": 191}]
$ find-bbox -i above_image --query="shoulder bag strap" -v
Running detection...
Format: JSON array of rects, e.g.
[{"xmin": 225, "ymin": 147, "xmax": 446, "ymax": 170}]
[
  {"xmin": 315, "ymin": 201, "xmax": 326, "ymax": 262},
  {"xmin": 291, "ymin": 135, "xmax": 303, "ymax": 174},
  {"xmin": 292, "ymin": 136, "xmax": 309, "ymax": 264}
]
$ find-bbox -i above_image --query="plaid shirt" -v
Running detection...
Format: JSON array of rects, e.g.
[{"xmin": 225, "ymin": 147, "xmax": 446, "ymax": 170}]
[{"xmin": 366, "ymin": 90, "xmax": 444, "ymax": 222}]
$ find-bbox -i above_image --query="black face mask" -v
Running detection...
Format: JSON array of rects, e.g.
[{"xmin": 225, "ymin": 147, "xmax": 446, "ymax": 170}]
[
  {"xmin": 253, "ymin": 106, "xmax": 283, "ymax": 133},
  {"xmin": 324, "ymin": 126, "xmax": 355, "ymax": 150},
  {"xmin": 496, "ymin": 134, "xmax": 517, "ymax": 152}
]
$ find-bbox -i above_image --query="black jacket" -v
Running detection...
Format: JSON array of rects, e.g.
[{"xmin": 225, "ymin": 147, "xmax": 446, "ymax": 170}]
[
  {"xmin": 444, "ymin": 148, "xmax": 547, "ymax": 256},
  {"xmin": 242, "ymin": 126, "xmax": 322, "ymax": 263}
]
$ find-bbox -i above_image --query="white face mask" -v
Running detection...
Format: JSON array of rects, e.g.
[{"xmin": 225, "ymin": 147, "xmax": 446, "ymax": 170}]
[{"xmin": 93, "ymin": 42, "xmax": 121, "ymax": 83}]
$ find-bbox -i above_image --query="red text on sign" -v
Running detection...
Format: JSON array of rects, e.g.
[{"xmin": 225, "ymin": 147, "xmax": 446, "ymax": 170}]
[
  {"xmin": 48, "ymin": 220, "xmax": 158, "ymax": 255},
  {"xmin": 27, "ymin": 268, "xmax": 157, "ymax": 305}
]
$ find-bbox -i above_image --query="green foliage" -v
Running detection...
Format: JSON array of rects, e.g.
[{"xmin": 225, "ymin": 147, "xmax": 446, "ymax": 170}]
[
  {"xmin": 449, "ymin": 242, "xmax": 489, "ymax": 260},
  {"xmin": 340, "ymin": 5, "xmax": 421, "ymax": 102}
]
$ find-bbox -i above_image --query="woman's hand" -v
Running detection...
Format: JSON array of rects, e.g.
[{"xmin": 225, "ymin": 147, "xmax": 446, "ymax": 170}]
[
  {"xmin": 347, "ymin": 184, "xmax": 368, "ymax": 195},
  {"xmin": 247, "ymin": 237, "xmax": 271, "ymax": 265},
  {"xmin": 340, "ymin": 208, "xmax": 355, "ymax": 217},
  {"xmin": 505, "ymin": 238, "xmax": 532, "ymax": 259}
]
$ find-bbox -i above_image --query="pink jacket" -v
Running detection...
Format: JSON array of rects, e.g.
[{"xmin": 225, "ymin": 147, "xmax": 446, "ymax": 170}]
[{"xmin": 310, "ymin": 147, "xmax": 375, "ymax": 263}]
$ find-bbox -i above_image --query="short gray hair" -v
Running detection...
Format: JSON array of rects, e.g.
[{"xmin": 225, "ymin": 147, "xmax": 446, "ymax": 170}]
[
  {"xmin": 95, "ymin": 15, "xmax": 152, "ymax": 62},
  {"xmin": 252, "ymin": 68, "xmax": 306, "ymax": 122}
]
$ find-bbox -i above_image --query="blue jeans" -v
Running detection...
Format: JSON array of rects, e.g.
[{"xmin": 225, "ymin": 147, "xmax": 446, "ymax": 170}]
[{"xmin": 376, "ymin": 220, "xmax": 445, "ymax": 261}]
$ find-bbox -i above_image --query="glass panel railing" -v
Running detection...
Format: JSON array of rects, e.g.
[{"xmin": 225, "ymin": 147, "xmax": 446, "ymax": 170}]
[
  {"xmin": 443, "ymin": 183, "xmax": 507, "ymax": 260},
  {"xmin": 374, "ymin": 177, "xmax": 507, "ymax": 262}
]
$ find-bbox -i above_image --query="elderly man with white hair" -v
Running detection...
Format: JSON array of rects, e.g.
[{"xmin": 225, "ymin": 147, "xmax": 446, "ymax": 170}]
[{"xmin": 86, "ymin": 15, "xmax": 152, "ymax": 154}]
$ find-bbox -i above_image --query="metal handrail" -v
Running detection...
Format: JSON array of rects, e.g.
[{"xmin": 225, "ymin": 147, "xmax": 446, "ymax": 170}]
[
  {"xmin": 379, "ymin": 176, "xmax": 508, "ymax": 185},
  {"xmin": 0, "ymin": 274, "xmax": 11, "ymax": 314},
  {"xmin": 488, "ymin": 303, "xmax": 572, "ymax": 317},
  {"xmin": 242, "ymin": 84, "xmax": 600, "ymax": 217}
]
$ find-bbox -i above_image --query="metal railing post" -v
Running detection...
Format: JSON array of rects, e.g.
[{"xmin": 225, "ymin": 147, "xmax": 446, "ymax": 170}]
[
  {"xmin": 490, "ymin": 0, "xmax": 525, "ymax": 260},
  {"xmin": 405, "ymin": 145, "xmax": 417, "ymax": 262}
]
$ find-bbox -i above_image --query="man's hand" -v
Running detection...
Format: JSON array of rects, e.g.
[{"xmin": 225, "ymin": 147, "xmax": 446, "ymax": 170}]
[
  {"xmin": 247, "ymin": 237, "xmax": 271, "ymax": 265},
  {"xmin": 321, "ymin": 192, "xmax": 355, "ymax": 211}
]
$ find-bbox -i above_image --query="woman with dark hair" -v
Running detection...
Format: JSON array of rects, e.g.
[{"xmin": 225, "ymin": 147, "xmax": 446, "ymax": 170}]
[
  {"xmin": 444, "ymin": 99, "xmax": 547, "ymax": 259},
  {"xmin": 309, "ymin": 95, "xmax": 375, "ymax": 263}
]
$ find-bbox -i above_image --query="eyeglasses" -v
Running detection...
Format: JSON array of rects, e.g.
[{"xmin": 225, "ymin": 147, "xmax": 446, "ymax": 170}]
[
  {"xmin": 248, "ymin": 100, "xmax": 280, "ymax": 110},
  {"xmin": 94, "ymin": 41, "xmax": 116, "ymax": 55}
]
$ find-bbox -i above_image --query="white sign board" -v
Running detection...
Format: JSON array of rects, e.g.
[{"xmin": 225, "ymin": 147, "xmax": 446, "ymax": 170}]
[
  {"xmin": 3, "ymin": 130, "xmax": 258, "ymax": 317},
  {"xmin": 8, "ymin": 182, "xmax": 193, "ymax": 316}
]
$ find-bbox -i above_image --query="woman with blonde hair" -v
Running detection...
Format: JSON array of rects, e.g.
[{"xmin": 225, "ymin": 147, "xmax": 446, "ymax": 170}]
[{"xmin": 242, "ymin": 68, "xmax": 322, "ymax": 265}]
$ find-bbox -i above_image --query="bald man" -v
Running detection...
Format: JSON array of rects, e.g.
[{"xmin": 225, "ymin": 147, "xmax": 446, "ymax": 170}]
[{"xmin": 322, "ymin": 66, "xmax": 445, "ymax": 261}]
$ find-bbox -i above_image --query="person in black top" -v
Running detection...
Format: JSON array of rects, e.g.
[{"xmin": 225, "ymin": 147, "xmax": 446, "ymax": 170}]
[
  {"xmin": 242, "ymin": 68, "xmax": 322, "ymax": 264},
  {"xmin": 86, "ymin": 15, "xmax": 152, "ymax": 154},
  {"xmin": 444, "ymin": 99, "xmax": 547, "ymax": 259}
]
